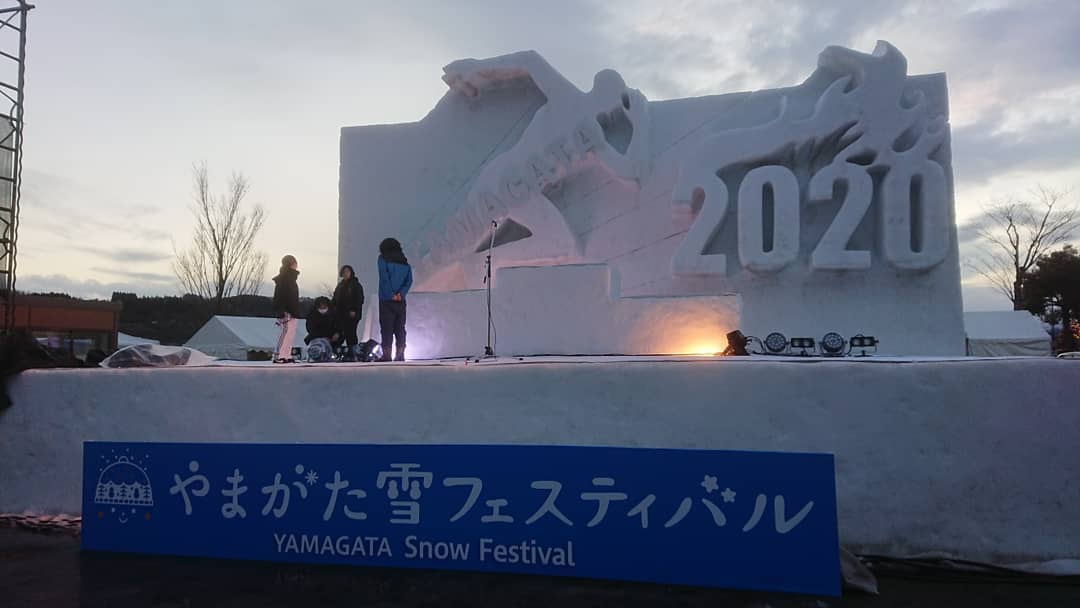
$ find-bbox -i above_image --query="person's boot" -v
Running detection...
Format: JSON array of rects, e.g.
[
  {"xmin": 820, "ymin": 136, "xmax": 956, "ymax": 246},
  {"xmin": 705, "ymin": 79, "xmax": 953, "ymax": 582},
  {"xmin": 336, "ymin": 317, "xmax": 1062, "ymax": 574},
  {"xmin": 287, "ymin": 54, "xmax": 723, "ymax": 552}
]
[{"xmin": 394, "ymin": 346, "xmax": 405, "ymax": 362}]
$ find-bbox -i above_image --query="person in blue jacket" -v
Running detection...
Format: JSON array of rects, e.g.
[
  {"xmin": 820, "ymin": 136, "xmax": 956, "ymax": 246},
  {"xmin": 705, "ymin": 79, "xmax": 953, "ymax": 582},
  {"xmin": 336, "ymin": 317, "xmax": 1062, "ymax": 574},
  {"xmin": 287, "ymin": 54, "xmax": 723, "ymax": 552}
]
[{"xmin": 377, "ymin": 237, "xmax": 413, "ymax": 361}]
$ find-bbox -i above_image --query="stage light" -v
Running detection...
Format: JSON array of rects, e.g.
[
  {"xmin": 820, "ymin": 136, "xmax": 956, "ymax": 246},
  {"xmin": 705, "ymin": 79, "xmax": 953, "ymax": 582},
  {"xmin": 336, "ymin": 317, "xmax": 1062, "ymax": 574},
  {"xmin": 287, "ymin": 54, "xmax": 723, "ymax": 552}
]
[
  {"xmin": 764, "ymin": 332, "xmax": 788, "ymax": 354},
  {"xmin": 307, "ymin": 339, "xmax": 332, "ymax": 362},
  {"xmin": 356, "ymin": 339, "xmax": 383, "ymax": 362},
  {"xmin": 849, "ymin": 334, "xmax": 878, "ymax": 356},
  {"xmin": 720, "ymin": 330, "xmax": 749, "ymax": 356},
  {"xmin": 820, "ymin": 332, "xmax": 846, "ymax": 356},
  {"xmin": 789, "ymin": 337, "xmax": 816, "ymax": 355}
]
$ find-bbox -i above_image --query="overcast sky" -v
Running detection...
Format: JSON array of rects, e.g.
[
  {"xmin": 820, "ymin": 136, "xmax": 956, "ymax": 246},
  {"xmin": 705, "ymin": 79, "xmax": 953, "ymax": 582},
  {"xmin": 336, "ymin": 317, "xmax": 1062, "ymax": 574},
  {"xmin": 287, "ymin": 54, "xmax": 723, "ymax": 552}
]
[{"xmin": 15, "ymin": 0, "xmax": 1080, "ymax": 310}]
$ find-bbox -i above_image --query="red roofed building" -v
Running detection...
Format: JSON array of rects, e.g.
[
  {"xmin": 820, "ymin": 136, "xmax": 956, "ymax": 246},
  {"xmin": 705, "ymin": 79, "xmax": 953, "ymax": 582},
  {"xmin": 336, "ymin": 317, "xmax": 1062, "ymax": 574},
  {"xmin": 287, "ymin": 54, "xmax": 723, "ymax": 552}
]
[{"xmin": 2, "ymin": 294, "xmax": 121, "ymax": 358}]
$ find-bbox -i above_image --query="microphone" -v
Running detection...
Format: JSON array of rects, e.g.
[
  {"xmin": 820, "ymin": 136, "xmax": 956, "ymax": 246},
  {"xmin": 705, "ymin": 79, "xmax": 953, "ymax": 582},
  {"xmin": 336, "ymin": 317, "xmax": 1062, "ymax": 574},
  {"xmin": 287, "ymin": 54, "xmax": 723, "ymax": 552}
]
[{"xmin": 491, "ymin": 219, "xmax": 498, "ymax": 229}]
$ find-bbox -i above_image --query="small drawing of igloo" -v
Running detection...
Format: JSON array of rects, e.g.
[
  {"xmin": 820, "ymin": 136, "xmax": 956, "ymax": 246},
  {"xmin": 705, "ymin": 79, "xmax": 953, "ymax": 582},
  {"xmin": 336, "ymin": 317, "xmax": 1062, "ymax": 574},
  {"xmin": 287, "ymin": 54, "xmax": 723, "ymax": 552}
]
[{"xmin": 95, "ymin": 456, "xmax": 154, "ymax": 507}]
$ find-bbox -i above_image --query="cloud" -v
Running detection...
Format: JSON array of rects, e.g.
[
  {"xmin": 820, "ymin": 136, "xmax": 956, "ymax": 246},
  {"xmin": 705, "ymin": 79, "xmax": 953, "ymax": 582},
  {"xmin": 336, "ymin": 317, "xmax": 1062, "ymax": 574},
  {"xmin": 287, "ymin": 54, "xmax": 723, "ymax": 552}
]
[
  {"xmin": 89, "ymin": 266, "xmax": 175, "ymax": 284},
  {"xmin": 952, "ymin": 115, "xmax": 1080, "ymax": 185},
  {"xmin": 962, "ymin": 282, "xmax": 1012, "ymax": 311},
  {"xmin": 74, "ymin": 246, "xmax": 172, "ymax": 264},
  {"xmin": 956, "ymin": 219, "xmax": 987, "ymax": 246},
  {"xmin": 595, "ymin": 0, "xmax": 893, "ymax": 99},
  {"xmin": 20, "ymin": 169, "xmax": 173, "ymax": 242}
]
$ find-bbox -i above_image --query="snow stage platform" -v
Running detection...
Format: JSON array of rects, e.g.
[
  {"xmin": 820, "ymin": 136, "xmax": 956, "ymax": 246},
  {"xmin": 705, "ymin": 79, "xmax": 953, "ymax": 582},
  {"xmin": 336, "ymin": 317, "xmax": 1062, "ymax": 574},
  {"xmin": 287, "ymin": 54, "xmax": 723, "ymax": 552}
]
[{"xmin": 2, "ymin": 355, "xmax": 1079, "ymax": 567}]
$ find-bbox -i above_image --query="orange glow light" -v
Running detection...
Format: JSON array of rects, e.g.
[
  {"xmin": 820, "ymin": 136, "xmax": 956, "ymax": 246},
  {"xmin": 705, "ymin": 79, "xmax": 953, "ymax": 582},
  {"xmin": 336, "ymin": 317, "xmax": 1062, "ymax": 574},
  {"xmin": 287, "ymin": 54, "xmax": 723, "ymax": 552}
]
[{"xmin": 679, "ymin": 341, "xmax": 724, "ymax": 356}]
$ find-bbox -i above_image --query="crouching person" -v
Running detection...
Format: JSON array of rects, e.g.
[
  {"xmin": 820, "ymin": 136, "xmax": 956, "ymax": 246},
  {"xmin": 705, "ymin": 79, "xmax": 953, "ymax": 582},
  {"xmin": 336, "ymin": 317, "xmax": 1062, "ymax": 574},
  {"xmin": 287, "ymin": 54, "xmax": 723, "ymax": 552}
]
[
  {"xmin": 305, "ymin": 296, "xmax": 340, "ymax": 362},
  {"xmin": 377, "ymin": 238, "xmax": 412, "ymax": 362}
]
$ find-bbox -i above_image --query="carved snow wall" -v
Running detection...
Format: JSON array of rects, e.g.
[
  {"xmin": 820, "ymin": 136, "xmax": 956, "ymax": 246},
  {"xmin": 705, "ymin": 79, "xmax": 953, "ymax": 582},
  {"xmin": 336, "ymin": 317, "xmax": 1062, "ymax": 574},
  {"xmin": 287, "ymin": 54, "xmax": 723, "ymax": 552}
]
[
  {"xmin": 405, "ymin": 264, "xmax": 739, "ymax": 359},
  {"xmin": 340, "ymin": 42, "xmax": 964, "ymax": 356}
]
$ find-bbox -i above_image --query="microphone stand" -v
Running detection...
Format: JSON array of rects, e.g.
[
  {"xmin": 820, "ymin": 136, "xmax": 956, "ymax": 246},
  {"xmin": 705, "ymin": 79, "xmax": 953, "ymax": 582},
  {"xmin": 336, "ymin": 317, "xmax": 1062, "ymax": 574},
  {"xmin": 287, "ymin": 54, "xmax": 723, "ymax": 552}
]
[{"xmin": 482, "ymin": 220, "xmax": 497, "ymax": 359}]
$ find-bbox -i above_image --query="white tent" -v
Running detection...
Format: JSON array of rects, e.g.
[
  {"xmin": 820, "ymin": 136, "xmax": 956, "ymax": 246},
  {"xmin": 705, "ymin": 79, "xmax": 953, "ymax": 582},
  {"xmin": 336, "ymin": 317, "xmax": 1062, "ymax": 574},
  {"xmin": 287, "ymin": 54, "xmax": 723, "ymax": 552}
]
[
  {"xmin": 117, "ymin": 332, "xmax": 160, "ymax": 347},
  {"xmin": 184, "ymin": 315, "xmax": 306, "ymax": 360},
  {"xmin": 964, "ymin": 311, "xmax": 1051, "ymax": 356}
]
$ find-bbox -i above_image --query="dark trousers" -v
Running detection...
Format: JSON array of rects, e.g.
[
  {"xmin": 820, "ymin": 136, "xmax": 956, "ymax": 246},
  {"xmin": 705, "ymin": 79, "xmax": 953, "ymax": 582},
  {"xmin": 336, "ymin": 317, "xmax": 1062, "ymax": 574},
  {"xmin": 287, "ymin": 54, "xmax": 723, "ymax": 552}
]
[
  {"xmin": 339, "ymin": 315, "xmax": 360, "ymax": 348},
  {"xmin": 379, "ymin": 300, "xmax": 406, "ymax": 361}
]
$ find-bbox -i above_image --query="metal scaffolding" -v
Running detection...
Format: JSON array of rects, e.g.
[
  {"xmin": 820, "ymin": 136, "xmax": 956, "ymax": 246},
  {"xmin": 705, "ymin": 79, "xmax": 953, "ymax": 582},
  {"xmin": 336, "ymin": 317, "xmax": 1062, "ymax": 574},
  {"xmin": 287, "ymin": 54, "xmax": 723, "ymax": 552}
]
[{"xmin": 0, "ymin": 1, "xmax": 31, "ymax": 333}]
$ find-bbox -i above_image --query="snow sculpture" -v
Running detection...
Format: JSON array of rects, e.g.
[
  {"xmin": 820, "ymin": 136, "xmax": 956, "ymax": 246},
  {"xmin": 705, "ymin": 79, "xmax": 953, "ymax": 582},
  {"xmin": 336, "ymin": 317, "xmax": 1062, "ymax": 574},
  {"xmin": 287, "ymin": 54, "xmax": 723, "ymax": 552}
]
[
  {"xmin": 673, "ymin": 43, "xmax": 950, "ymax": 275},
  {"xmin": 414, "ymin": 51, "xmax": 651, "ymax": 288},
  {"xmin": 340, "ymin": 41, "xmax": 965, "ymax": 355},
  {"xmin": 405, "ymin": 264, "xmax": 738, "ymax": 359}
]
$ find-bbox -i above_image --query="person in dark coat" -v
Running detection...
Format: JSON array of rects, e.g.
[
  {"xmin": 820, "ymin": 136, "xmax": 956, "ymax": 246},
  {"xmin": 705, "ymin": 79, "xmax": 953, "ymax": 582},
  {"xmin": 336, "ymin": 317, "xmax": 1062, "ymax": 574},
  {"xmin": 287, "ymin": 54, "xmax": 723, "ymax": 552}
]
[
  {"xmin": 377, "ymin": 238, "xmax": 412, "ymax": 362},
  {"xmin": 332, "ymin": 264, "xmax": 365, "ymax": 359},
  {"xmin": 272, "ymin": 254, "xmax": 301, "ymax": 363},
  {"xmin": 305, "ymin": 296, "xmax": 340, "ymax": 345}
]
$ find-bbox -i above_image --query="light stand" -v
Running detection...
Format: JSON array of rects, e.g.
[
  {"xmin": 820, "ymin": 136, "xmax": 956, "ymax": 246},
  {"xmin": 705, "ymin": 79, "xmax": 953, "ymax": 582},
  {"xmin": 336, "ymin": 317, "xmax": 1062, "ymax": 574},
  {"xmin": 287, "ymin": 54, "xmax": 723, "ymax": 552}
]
[{"xmin": 482, "ymin": 220, "xmax": 497, "ymax": 359}]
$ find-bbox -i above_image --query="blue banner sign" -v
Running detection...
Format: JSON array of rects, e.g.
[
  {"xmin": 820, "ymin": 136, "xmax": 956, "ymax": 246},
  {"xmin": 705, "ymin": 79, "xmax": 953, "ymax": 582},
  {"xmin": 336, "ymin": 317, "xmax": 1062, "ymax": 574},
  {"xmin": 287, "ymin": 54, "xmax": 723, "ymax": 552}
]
[{"xmin": 82, "ymin": 442, "xmax": 839, "ymax": 596}]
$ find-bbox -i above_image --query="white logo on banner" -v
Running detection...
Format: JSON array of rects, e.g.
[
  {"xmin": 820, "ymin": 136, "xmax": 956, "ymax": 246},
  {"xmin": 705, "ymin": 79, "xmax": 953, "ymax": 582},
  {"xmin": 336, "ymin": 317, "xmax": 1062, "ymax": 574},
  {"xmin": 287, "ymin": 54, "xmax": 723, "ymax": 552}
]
[{"xmin": 94, "ymin": 452, "xmax": 154, "ymax": 523}]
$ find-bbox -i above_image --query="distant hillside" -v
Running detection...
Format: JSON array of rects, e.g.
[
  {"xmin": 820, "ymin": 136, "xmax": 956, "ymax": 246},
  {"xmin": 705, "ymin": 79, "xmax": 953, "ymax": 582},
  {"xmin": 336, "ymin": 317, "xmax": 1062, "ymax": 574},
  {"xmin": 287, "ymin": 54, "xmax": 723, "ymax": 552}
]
[
  {"xmin": 20, "ymin": 290, "xmax": 316, "ymax": 345},
  {"xmin": 111, "ymin": 292, "xmax": 315, "ymax": 345}
]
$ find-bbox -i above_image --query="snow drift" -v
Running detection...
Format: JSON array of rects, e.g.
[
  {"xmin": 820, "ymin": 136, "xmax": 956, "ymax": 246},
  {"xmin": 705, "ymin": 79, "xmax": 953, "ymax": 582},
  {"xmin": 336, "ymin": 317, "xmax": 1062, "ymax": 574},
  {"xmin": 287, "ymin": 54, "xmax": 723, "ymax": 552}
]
[{"xmin": 1, "ymin": 357, "xmax": 1078, "ymax": 564}]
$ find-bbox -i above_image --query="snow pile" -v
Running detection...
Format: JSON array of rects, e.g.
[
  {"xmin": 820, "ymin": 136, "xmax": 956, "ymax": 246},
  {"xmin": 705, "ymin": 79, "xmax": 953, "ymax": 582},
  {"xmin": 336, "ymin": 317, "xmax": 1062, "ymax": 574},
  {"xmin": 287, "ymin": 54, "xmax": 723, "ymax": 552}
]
[{"xmin": 2, "ymin": 357, "xmax": 1079, "ymax": 564}]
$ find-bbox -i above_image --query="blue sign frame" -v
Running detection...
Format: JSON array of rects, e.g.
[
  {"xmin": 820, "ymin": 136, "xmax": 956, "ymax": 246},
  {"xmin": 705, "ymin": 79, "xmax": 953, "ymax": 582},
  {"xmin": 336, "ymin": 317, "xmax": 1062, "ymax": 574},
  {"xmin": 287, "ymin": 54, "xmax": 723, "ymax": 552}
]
[{"xmin": 82, "ymin": 442, "xmax": 839, "ymax": 596}]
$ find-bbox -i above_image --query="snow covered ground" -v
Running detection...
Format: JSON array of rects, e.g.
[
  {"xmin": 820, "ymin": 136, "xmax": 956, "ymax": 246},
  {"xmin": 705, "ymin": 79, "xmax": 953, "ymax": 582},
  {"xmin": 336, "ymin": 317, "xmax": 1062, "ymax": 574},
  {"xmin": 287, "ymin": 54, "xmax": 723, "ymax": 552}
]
[{"xmin": 1, "ymin": 356, "xmax": 1078, "ymax": 564}]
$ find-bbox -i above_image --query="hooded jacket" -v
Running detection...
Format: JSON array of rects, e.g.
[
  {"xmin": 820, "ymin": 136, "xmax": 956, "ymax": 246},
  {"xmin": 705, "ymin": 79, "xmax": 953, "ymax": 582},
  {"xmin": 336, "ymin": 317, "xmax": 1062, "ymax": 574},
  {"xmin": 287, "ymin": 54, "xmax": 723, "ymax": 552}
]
[{"xmin": 272, "ymin": 268, "xmax": 301, "ymax": 317}]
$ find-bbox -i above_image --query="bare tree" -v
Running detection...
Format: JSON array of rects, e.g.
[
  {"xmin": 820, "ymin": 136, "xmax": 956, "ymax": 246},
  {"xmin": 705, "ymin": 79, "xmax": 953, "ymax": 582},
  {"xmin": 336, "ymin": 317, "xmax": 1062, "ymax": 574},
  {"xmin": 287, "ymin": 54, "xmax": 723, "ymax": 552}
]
[
  {"xmin": 173, "ymin": 162, "xmax": 268, "ymax": 311},
  {"xmin": 968, "ymin": 185, "xmax": 1079, "ymax": 309}
]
